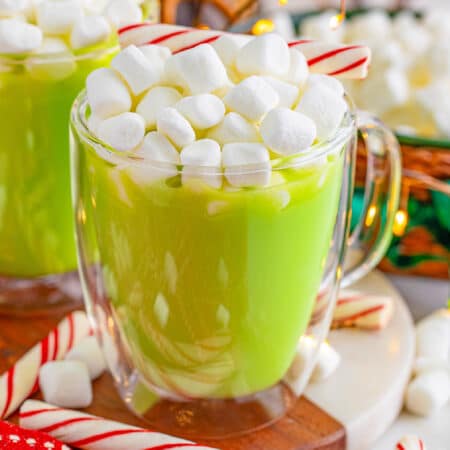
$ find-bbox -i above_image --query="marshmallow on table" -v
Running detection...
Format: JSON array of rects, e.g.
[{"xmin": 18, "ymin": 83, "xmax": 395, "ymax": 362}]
[
  {"xmin": 405, "ymin": 370, "xmax": 450, "ymax": 417},
  {"xmin": 211, "ymin": 34, "xmax": 251, "ymax": 68},
  {"xmin": 222, "ymin": 143, "xmax": 270, "ymax": 188},
  {"xmin": 36, "ymin": 0, "xmax": 83, "ymax": 35},
  {"xmin": 0, "ymin": 18, "xmax": 42, "ymax": 54},
  {"xmin": 111, "ymin": 45, "xmax": 163, "ymax": 96},
  {"xmin": 262, "ymin": 77, "xmax": 299, "ymax": 109},
  {"xmin": 39, "ymin": 361, "xmax": 93, "ymax": 409},
  {"xmin": 283, "ymin": 48, "xmax": 309, "ymax": 87},
  {"xmin": 137, "ymin": 86, "xmax": 182, "ymax": 131},
  {"xmin": 105, "ymin": 0, "xmax": 142, "ymax": 30},
  {"xmin": 207, "ymin": 112, "xmax": 260, "ymax": 144},
  {"xmin": 97, "ymin": 112, "xmax": 145, "ymax": 152},
  {"xmin": 296, "ymin": 82, "xmax": 347, "ymax": 141},
  {"xmin": 176, "ymin": 94, "xmax": 225, "ymax": 130},
  {"xmin": 311, "ymin": 342, "xmax": 341, "ymax": 382},
  {"xmin": 235, "ymin": 33, "xmax": 290, "ymax": 78},
  {"xmin": 70, "ymin": 15, "xmax": 111, "ymax": 50},
  {"xmin": 86, "ymin": 68, "xmax": 132, "ymax": 119},
  {"xmin": 28, "ymin": 37, "xmax": 76, "ymax": 81},
  {"xmin": 157, "ymin": 107, "xmax": 196, "ymax": 149},
  {"xmin": 395, "ymin": 435, "xmax": 427, "ymax": 450},
  {"xmin": 181, "ymin": 139, "xmax": 222, "ymax": 189},
  {"xmin": 224, "ymin": 76, "xmax": 279, "ymax": 122},
  {"xmin": 165, "ymin": 44, "xmax": 229, "ymax": 95},
  {"xmin": 65, "ymin": 335, "xmax": 106, "ymax": 380},
  {"xmin": 415, "ymin": 313, "xmax": 450, "ymax": 361},
  {"xmin": 260, "ymin": 108, "xmax": 317, "ymax": 156}
]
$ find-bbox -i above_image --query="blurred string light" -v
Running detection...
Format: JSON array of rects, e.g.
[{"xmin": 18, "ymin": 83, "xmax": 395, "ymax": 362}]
[
  {"xmin": 329, "ymin": 0, "xmax": 346, "ymax": 29},
  {"xmin": 252, "ymin": 18, "xmax": 275, "ymax": 35},
  {"xmin": 393, "ymin": 183, "xmax": 410, "ymax": 237},
  {"xmin": 278, "ymin": 0, "xmax": 288, "ymax": 5}
]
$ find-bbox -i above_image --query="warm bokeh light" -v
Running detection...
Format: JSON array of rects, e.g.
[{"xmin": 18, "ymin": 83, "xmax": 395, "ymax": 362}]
[
  {"xmin": 393, "ymin": 210, "xmax": 409, "ymax": 237},
  {"xmin": 252, "ymin": 19, "xmax": 275, "ymax": 35},
  {"xmin": 329, "ymin": 13, "xmax": 345, "ymax": 30},
  {"xmin": 278, "ymin": 0, "xmax": 288, "ymax": 5},
  {"xmin": 365, "ymin": 205, "xmax": 377, "ymax": 227},
  {"xmin": 196, "ymin": 24, "xmax": 210, "ymax": 30}
]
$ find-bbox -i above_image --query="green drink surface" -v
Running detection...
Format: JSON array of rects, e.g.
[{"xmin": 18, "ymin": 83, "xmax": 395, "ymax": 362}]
[
  {"xmin": 0, "ymin": 45, "xmax": 117, "ymax": 277},
  {"xmin": 81, "ymin": 147, "xmax": 344, "ymax": 399}
]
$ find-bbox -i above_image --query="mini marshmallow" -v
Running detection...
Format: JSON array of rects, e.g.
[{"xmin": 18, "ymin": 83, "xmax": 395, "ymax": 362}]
[
  {"xmin": 296, "ymin": 82, "xmax": 347, "ymax": 141},
  {"xmin": 236, "ymin": 33, "xmax": 290, "ymax": 78},
  {"xmin": 260, "ymin": 108, "xmax": 317, "ymax": 155},
  {"xmin": 413, "ymin": 357, "xmax": 450, "ymax": 375},
  {"xmin": 112, "ymin": 45, "xmax": 163, "ymax": 95},
  {"xmin": 138, "ymin": 131, "xmax": 180, "ymax": 165},
  {"xmin": 416, "ymin": 314, "xmax": 450, "ymax": 361},
  {"xmin": 311, "ymin": 342, "xmax": 341, "ymax": 382},
  {"xmin": 176, "ymin": 94, "xmax": 225, "ymax": 130},
  {"xmin": 302, "ymin": 10, "xmax": 345, "ymax": 43},
  {"xmin": 136, "ymin": 86, "xmax": 182, "ymax": 130},
  {"xmin": 157, "ymin": 107, "xmax": 196, "ymax": 148},
  {"xmin": 139, "ymin": 43, "xmax": 171, "ymax": 71},
  {"xmin": 262, "ymin": 77, "xmax": 299, "ymax": 109},
  {"xmin": 427, "ymin": 41, "xmax": 450, "ymax": 78},
  {"xmin": 395, "ymin": 24, "xmax": 431, "ymax": 56},
  {"xmin": 358, "ymin": 68, "xmax": 409, "ymax": 116},
  {"xmin": 207, "ymin": 112, "xmax": 260, "ymax": 144},
  {"xmin": 0, "ymin": 0, "xmax": 28, "ymax": 15},
  {"xmin": 284, "ymin": 49, "xmax": 309, "ymax": 87},
  {"xmin": 97, "ymin": 112, "xmax": 145, "ymax": 151},
  {"xmin": 0, "ymin": 18, "xmax": 42, "ymax": 54},
  {"xmin": 70, "ymin": 15, "xmax": 111, "ymax": 50},
  {"xmin": 105, "ymin": 0, "xmax": 142, "ymax": 29},
  {"xmin": 28, "ymin": 37, "xmax": 76, "ymax": 81},
  {"xmin": 87, "ymin": 113, "xmax": 102, "ymax": 135},
  {"xmin": 181, "ymin": 139, "xmax": 222, "ymax": 189},
  {"xmin": 224, "ymin": 76, "xmax": 279, "ymax": 122},
  {"xmin": 405, "ymin": 370, "xmax": 450, "ymax": 416},
  {"xmin": 211, "ymin": 34, "xmax": 251, "ymax": 67},
  {"xmin": 65, "ymin": 336, "xmax": 106, "ymax": 380},
  {"xmin": 222, "ymin": 143, "xmax": 270, "ymax": 187},
  {"xmin": 39, "ymin": 360, "xmax": 93, "ymax": 408},
  {"xmin": 307, "ymin": 74, "xmax": 345, "ymax": 97},
  {"xmin": 86, "ymin": 68, "xmax": 132, "ymax": 118},
  {"xmin": 395, "ymin": 435, "xmax": 427, "ymax": 450},
  {"xmin": 165, "ymin": 44, "xmax": 229, "ymax": 95},
  {"xmin": 36, "ymin": 0, "xmax": 83, "ymax": 35}
]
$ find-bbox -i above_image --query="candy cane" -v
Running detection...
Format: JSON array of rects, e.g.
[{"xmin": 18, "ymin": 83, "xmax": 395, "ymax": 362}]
[
  {"xmin": 118, "ymin": 23, "xmax": 371, "ymax": 79},
  {"xmin": 332, "ymin": 290, "xmax": 394, "ymax": 330},
  {"xmin": 0, "ymin": 311, "xmax": 91, "ymax": 419},
  {"xmin": 20, "ymin": 400, "xmax": 217, "ymax": 450},
  {"xmin": 396, "ymin": 435, "xmax": 427, "ymax": 450}
]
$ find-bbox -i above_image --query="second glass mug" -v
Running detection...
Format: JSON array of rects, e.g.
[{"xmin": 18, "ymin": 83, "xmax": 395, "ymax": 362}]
[{"xmin": 71, "ymin": 92, "xmax": 401, "ymax": 439}]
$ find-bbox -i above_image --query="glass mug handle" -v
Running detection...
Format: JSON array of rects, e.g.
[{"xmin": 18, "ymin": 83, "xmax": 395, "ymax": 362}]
[{"xmin": 341, "ymin": 110, "xmax": 402, "ymax": 288}]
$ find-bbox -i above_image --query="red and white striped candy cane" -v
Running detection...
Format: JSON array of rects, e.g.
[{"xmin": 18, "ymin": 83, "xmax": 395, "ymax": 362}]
[
  {"xmin": 396, "ymin": 435, "xmax": 427, "ymax": 450},
  {"xmin": 332, "ymin": 290, "xmax": 394, "ymax": 331},
  {"xmin": 118, "ymin": 23, "xmax": 371, "ymax": 79},
  {"xmin": 20, "ymin": 400, "xmax": 217, "ymax": 450},
  {"xmin": 0, "ymin": 311, "xmax": 90, "ymax": 419}
]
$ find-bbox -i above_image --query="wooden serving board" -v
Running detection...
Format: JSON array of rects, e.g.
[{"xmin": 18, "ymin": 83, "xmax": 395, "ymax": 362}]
[{"xmin": 0, "ymin": 271, "xmax": 415, "ymax": 450}]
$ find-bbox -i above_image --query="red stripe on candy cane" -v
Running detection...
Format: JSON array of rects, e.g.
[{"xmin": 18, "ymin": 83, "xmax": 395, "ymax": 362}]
[
  {"xmin": 118, "ymin": 22, "xmax": 151, "ymax": 35},
  {"xmin": 328, "ymin": 56, "xmax": 369, "ymax": 76},
  {"xmin": 19, "ymin": 407, "xmax": 64, "ymax": 419},
  {"xmin": 31, "ymin": 335, "xmax": 51, "ymax": 393},
  {"xmin": 0, "ymin": 368, "xmax": 14, "ymax": 419},
  {"xmin": 70, "ymin": 429, "xmax": 150, "ymax": 447},
  {"xmin": 144, "ymin": 444, "xmax": 202, "ymax": 450},
  {"xmin": 288, "ymin": 39, "xmax": 313, "ymax": 46},
  {"xmin": 51, "ymin": 327, "xmax": 59, "ymax": 361},
  {"xmin": 419, "ymin": 440, "xmax": 424, "ymax": 450},
  {"xmin": 396, "ymin": 445, "xmax": 406, "ymax": 450},
  {"xmin": 40, "ymin": 417, "xmax": 99, "ymax": 433},
  {"xmin": 148, "ymin": 29, "xmax": 191, "ymax": 45},
  {"xmin": 307, "ymin": 45, "xmax": 362, "ymax": 67},
  {"xmin": 337, "ymin": 304, "xmax": 385, "ymax": 323},
  {"xmin": 67, "ymin": 312, "xmax": 75, "ymax": 351},
  {"xmin": 173, "ymin": 35, "xmax": 220, "ymax": 54}
]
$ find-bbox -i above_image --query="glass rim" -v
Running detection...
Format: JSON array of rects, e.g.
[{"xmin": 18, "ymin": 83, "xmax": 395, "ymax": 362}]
[
  {"xmin": 71, "ymin": 89, "xmax": 356, "ymax": 173},
  {"xmin": 0, "ymin": 42, "xmax": 120, "ymax": 64}
]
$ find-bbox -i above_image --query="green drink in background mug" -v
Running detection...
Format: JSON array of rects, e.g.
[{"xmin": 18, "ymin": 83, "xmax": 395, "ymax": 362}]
[{"xmin": 0, "ymin": 0, "xmax": 152, "ymax": 315}]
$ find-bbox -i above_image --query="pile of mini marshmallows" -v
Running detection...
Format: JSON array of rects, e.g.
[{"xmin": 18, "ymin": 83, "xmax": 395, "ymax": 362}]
[
  {"xmin": 86, "ymin": 33, "xmax": 347, "ymax": 189},
  {"xmin": 0, "ymin": 0, "xmax": 145, "ymax": 55},
  {"xmin": 299, "ymin": 9, "xmax": 450, "ymax": 139}
]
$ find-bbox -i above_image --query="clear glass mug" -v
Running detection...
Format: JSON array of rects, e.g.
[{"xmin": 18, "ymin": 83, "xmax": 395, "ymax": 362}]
[{"xmin": 70, "ymin": 92, "xmax": 401, "ymax": 439}]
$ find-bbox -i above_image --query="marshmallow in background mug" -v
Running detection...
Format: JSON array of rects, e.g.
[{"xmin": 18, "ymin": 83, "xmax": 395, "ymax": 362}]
[
  {"xmin": 181, "ymin": 139, "xmax": 222, "ymax": 189},
  {"xmin": 0, "ymin": 18, "xmax": 42, "ymax": 54},
  {"xmin": 105, "ymin": 0, "xmax": 142, "ymax": 29},
  {"xmin": 0, "ymin": 0, "xmax": 28, "ymax": 16},
  {"xmin": 39, "ymin": 360, "xmax": 93, "ymax": 409},
  {"xmin": 70, "ymin": 15, "xmax": 111, "ymax": 50},
  {"xmin": 36, "ymin": 0, "xmax": 83, "ymax": 35},
  {"xmin": 222, "ymin": 143, "xmax": 270, "ymax": 188},
  {"xmin": 405, "ymin": 370, "xmax": 450, "ymax": 417},
  {"xmin": 301, "ymin": 10, "xmax": 345, "ymax": 43}
]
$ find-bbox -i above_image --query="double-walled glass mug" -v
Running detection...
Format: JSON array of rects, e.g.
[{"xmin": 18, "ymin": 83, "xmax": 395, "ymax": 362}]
[{"xmin": 71, "ymin": 91, "xmax": 401, "ymax": 439}]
